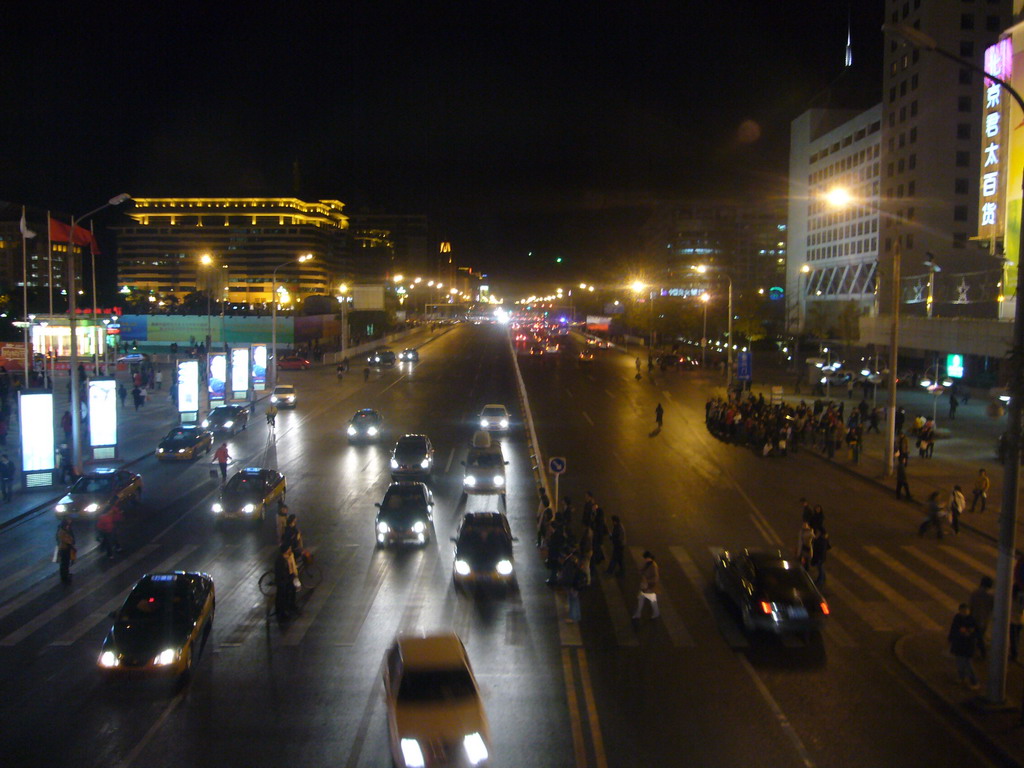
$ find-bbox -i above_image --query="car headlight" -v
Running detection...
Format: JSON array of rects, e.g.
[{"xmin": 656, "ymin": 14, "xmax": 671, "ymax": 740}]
[
  {"xmin": 377, "ymin": 522, "xmax": 390, "ymax": 534},
  {"xmin": 493, "ymin": 475, "xmax": 504, "ymax": 487},
  {"xmin": 201, "ymin": 420, "xmax": 209, "ymax": 428},
  {"xmin": 400, "ymin": 738, "xmax": 426, "ymax": 768},
  {"xmin": 367, "ymin": 426, "xmax": 378, "ymax": 436},
  {"xmin": 412, "ymin": 521, "xmax": 426, "ymax": 534},
  {"xmin": 496, "ymin": 559, "xmax": 513, "ymax": 576},
  {"xmin": 271, "ymin": 396, "xmax": 278, "ymax": 403},
  {"xmin": 212, "ymin": 503, "xmax": 223, "ymax": 513},
  {"xmin": 84, "ymin": 503, "xmax": 99, "ymax": 513},
  {"xmin": 347, "ymin": 425, "xmax": 357, "ymax": 436},
  {"xmin": 99, "ymin": 650, "xmax": 119, "ymax": 668},
  {"xmin": 154, "ymin": 648, "xmax": 178, "ymax": 666},
  {"xmin": 243, "ymin": 503, "xmax": 255, "ymax": 514},
  {"xmin": 224, "ymin": 420, "xmax": 234, "ymax": 428},
  {"xmin": 463, "ymin": 732, "xmax": 489, "ymax": 765},
  {"xmin": 464, "ymin": 475, "xmax": 476, "ymax": 487},
  {"xmin": 480, "ymin": 419, "xmax": 489, "ymax": 428},
  {"xmin": 287, "ymin": 396, "xmax": 295, "ymax": 402},
  {"xmin": 55, "ymin": 504, "xmax": 66, "ymax": 513},
  {"xmin": 157, "ymin": 448, "xmax": 165, "ymax": 454},
  {"xmin": 499, "ymin": 419, "xmax": 509, "ymax": 428},
  {"xmin": 420, "ymin": 458, "xmax": 430, "ymax": 469},
  {"xmin": 178, "ymin": 448, "xmax": 187, "ymax": 453},
  {"xmin": 390, "ymin": 458, "xmax": 399, "ymax": 469},
  {"xmin": 455, "ymin": 559, "xmax": 471, "ymax": 576}
]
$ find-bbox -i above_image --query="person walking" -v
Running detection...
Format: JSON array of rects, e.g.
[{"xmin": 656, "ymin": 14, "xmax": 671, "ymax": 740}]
[
  {"xmin": 213, "ymin": 442, "xmax": 232, "ymax": 482},
  {"xmin": 948, "ymin": 392, "xmax": 959, "ymax": 419},
  {"xmin": 0, "ymin": 453, "xmax": 14, "ymax": 502},
  {"xmin": 537, "ymin": 502, "xmax": 554, "ymax": 548},
  {"xmin": 796, "ymin": 520, "xmax": 814, "ymax": 568},
  {"xmin": 591, "ymin": 501, "xmax": 607, "ymax": 569},
  {"xmin": 266, "ymin": 403, "xmax": 278, "ymax": 428},
  {"xmin": 810, "ymin": 526, "xmax": 830, "ymax": 587},
  {"xmin": 131, "ymin": 386, "xmax": 143, "ymax": 411},
  {"xmin": 577, "ymin": 525, "xmax": 594, "ymax": 588},
  {"xmin": 632, "ymin": 550, "xmax": 660, "ymax": 627},
  {"xmin": 155, "ymin": 369, "xmax": 163, "ymax": 390},
  {"xmin": 655, "ymin": 403, "xmax": 664, "ymax": 429},
  {"xmin": 55, "ymin": 519, "xmax": 76, "ymax": 584},
  {"xmin": 949, "ymin": 485, "xmax": 966, "ymax": 535},
  {"xmin": 117, "ymin": 381, "xmax": 127, "ymax": 409},
  {"xmin": 276, "ymin": 502, "xmax": 290, "ymax": 542},
  {"xmin": 895, "ymin": 457, "xmax": 912, "ymax": 501},
  {"xmin": 969, "ymin": 576, "xmax": 995, "ymax": 659},
  {"xmin": 363, "ymin": 366, "xmax": 370, "ymax": 383},
  {"xmin": 948, "ymin": 603, "xmax": 980, "ymax": 689},
  {"xmin": 95, "ymin": 504, "xmax": 124, "ymax": 559},
  {"xmin": 970, "ymin": 469, "xmax": 990, "ymax": 513},
  {"xmin": 561, "ymin": 552, "xmax": 584, "ymax": 623},
  {"xmin": 918, "ymin": 491, "xmax": 946, "ymax": 539},
  {"xmin": 561, "ymin": 495, "xmax": 574, "ymax": 532},
  {"xmin": 273, "ymin": 543, "xmax": 299, "ymax": 619},
  {"xmin": 606, "ymin": 515, "xmax": 626, "ymax": 576},
  {"xmin": 61, "ymin": 409, "xmax": 73, "ymax": 443}
]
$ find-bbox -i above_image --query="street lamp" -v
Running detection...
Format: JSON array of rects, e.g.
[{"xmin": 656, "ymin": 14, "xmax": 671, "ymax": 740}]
[
  {"xmin": 68, "ymin": 193, "xmax": 131, "ymax": 475},
  {"xmin": 199, "ymin": 254, "xmax": 214, "ymax": 353},
  {"xmin": 270, "ymin": 254, "xmax": 313, "ymax": 386},
  {"xmin": 699, "ymin": 292, "xmax": 710, "ymax": 367},
  {"xmin": 923, "ymin": 253, "xmax": 941, "ymax": 319},
  {"xmin": 886, "ymin": 20, "xmax": 1024, "ymax": 705},
  {"xmin": 695, "ymin": 265, "xmax": 733, "ymax": 385},
  {"xmin": 338, "ymin": 283, "xmax": 350, "ymax": 358}
]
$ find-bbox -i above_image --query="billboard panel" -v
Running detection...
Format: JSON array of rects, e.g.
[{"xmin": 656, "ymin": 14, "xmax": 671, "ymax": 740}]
[
  {"xmin": 88, "ymin": 379, "xmax": 118, "ymax": 447},
  {"xmin": 586, "ymin": 315, "xmax": 612, "ymax": 332},
  {"xmin": 231, "ymin": 347, "xmax": 250, "ymax": 395},
  {"xmin": 352, "ymin": 285, "xmax": 385, "ymax": 311},
  {"xmin": 252, "ymin": 344, "xmax": 267, "ymax": 390},
  {"xmin": 209, "ymin": 353, "xmax": 226, "ymax": 401},
  {"xmin": 20, "ymin": 392, "xmax": 54, "ymax": 472},
  {"xmin": 177, "ymin": 360, "xmax": 200, "ymax": 413}
]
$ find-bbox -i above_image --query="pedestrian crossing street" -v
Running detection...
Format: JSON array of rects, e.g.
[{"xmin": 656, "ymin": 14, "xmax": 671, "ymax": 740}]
[{"xmin": 0, "ymin": 530, "xmax": 1003, "ymax": 656}]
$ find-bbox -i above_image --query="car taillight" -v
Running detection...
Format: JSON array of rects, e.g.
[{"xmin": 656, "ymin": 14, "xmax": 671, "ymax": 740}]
[
  {"xmin": 760, "ymin": 601, "xmax": 773, "ymax": 615},
  {"xmin": 820, "ymin": 601, "xmax": 830, "ymax": 616}
]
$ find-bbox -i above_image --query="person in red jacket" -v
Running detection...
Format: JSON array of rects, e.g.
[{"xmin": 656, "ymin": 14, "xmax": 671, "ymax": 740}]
[
  {"xmin": 214, "ymin": 443, "xmax": 232, "ymax": 482},
  {"xmin": 95, "ymin": 504, "xmax": 124, "ymax": 559}
]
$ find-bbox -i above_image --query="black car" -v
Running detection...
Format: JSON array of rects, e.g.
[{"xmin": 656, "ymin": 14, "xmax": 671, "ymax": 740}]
[
  {"xmin": 713, "ymin": 548, "xmax": 829, "ymax": 634},
  {"xmin": 452, "ymin": 511, "xmax": 517, "ymax": 591},
  {"xmin": 156, "ymin": 425, "xmax": 214, "ymax": 461},
  {"xmin": 201, "ymin": 405, "xmax": 250, "ymax": 435},
  {"xmin": 398, "ymin": 348, "xmax": 419, "ymax": 362},
  {"xmin": 211, "ymin": 467, "xmax": 287, "ymax": 523},
  {"xmin": 390, "ymin": 434, "xmax": 434, "ymax": 479},
  {"xmin": 368, "ymin": 348, "xmax": 397, "ymax": 367},
  {"xmin": 347, "ymin": 409, "xmax": 383, "ymax": 442},
  {"xmin": 98, "ymin": 571, "xmax": 215, "ymax": 678},
  {"xmin": 375, "ymin": 482, "xmax": 434, "ymax": 546}
]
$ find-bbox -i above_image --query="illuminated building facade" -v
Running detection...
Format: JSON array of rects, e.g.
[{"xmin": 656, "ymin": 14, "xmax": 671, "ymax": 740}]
[{"xmin": 114, "ymin": 198, "xmax": 349, "ymax": 306}]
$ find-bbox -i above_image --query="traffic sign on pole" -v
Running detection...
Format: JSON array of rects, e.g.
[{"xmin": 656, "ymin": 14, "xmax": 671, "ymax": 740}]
[{"xmin": 548, "ymin": 456, "xmax": 566, "ymax": 507}]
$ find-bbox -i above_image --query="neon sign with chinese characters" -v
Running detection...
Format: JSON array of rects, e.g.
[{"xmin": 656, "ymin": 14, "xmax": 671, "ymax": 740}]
[{"xmin": 978, "ymin": 38, "xmax": 1012, "ymax": 239}]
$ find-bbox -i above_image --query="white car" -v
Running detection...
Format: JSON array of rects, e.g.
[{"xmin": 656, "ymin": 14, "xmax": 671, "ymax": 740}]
[
  {"xmin": 462, "ymin": 437, "xmax": 508, "ymax": 501},
  {"xmin": 270, "ymin": 384, "xmax": 297, "ymax": 408},
  {"xmin": 478, "ymin": 404, "xmax": 509, "ymax": 432},
  {"xmin": 383, "ymin": 633, "xmax": 491, "ymax": 768}
]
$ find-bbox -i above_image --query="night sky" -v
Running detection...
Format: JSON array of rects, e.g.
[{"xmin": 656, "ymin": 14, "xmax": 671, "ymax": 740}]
[{"xmin": 0, "ymin": 2, "xmax": 882, "ymax": 292}]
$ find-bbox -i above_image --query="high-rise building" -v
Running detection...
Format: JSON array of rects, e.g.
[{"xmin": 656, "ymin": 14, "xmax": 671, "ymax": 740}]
[
  {"xmin": 0, "ymin": 203, "xmax": 84, "ymax": 302},
  {"xmin": 115, "ymin": 198, "xmax": 349, "ymax": 306},
  {"xmin": 346, "ymin": 212, "xmax": 430, "ymax": 282}
]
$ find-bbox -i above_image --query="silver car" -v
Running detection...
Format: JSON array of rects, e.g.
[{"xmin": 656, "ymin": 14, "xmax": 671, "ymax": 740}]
[{"xmin": 462, "ymin": 446, "xmax": 508, "ymax": 501}]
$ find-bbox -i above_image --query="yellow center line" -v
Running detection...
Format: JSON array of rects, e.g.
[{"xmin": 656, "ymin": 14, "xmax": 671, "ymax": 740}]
[
  {"xmin": 577, "ymin": 649, "xmax": 608, "ymax": 768},
  {"xmin": 561, "ymin": 648, "xmax": 588, "ymax": 768}
]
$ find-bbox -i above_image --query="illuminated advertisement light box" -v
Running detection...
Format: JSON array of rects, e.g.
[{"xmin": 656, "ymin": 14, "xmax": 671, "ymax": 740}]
[
  {"xmin": 946, "ymin": 354, "xmax": 965, "ymax": 379},
  {"xmin": 20, "ymin": 392, "xmax": 55, "ymax": 472},
  {"xmin": 177, "ymin": 360, "xmax": 200, "ymax": 413},
  {"xmin": 209, "ymin": 354, "xmax": 226, "ymax": 401},
  {"xmin": 88, "ymin": 379, "xmax": 118, "ymax": 447},
  {"xmin": 252, "ymin": 344, "xmax": 267, "ymax": 390},
  {"xmin": 231, "ymin": 347, "xmax": 250, "ymax": 395}
]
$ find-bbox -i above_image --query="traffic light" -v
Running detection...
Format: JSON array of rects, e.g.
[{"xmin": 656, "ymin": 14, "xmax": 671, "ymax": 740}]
[{"xmin": 555, "ymin": 257, "xmax": 563, "ymax": 264}]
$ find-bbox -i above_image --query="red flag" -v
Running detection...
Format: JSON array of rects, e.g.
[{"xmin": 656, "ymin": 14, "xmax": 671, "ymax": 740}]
[{"xmin": 49, "ymin": 217, "xmax": 101, "ymax": 255}]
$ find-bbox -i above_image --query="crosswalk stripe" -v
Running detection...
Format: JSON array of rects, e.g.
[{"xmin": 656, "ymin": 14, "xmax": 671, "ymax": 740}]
[
  {"xmin": 901, "ymin": 546, "xmax": 977, "ymax": 592},
  {"xmin": 822, "ymin": 572, "xmax": 893, "ymax": 632},
  {"xmin": 281, "ymin": 547, "xmax": 358, "ymax": 646},
  {"xmin": 336, "ymin": 555, "xmax": 389, "ymax": 647},
  {"xmin": 554, "ymin": 590, "xmax": 582, "ymax": 646},
  {"xmin": 821, "ymin": 619, "xmax": 858, "ymax": 648},
  {"xmin": 0, "ymin": 555, "xmax": 56, "ymax": 598},
  {"xmin": 50, "ymin": 544, "xmax": 202, "ymax": 647},
  {"xmin": 676, "ymin": 547, "xmax": 748, "ymax": 648},
  {"xmin": 864, "ymin": 546, "xmax": 959, "ymax": 614},
  {"xmin": 594, "ymin": 573, "xmax": 639, "ymax": 647},
  {"xmin": 831, "ymin": 549, "xmax": 941, "ymax": 631},
  {"xmin": 0, "ymin": 544, "xmax": 160, "ymax": 646},
  {"xmin": 629, "ymin": 547, "xmax": 694, "ymax": 647},
  {"xmin": 940, "ymin": 546, "xmax": 995, "ymax": 579}
]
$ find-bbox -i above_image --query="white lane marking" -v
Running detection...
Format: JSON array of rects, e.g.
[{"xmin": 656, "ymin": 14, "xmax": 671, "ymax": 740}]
[
  {"xmin": 674, "ymin": 546, "xmax": 748, "ymax": 648},
  {"xmin": 0, "ymin": 555, "xmax": 55, "ymax": 598},
  {"xmin": 604, "ymin": 388, "xmax": 616, "ymax": 398},
  {"xmin": 629, "ymin": 546, "xmax": 693, "ymax": 647},
  {"xmin": 732, "ymin": 484, "xmax": 784, "ymax": 546},
  {"xmin": 821, "ymin": 617, "xmax": 858, "ymax": 648},
  {"xmin": 281, "ymin": 546, "xmax": 358, "ymax": 646},
  {"xmin": 561, "ymin": 649, "xmax": 588, "ymax": 768},
  {"xmin": 582, "ymin": 411, "xmax": 594, "ymax": 427},
  {"xmin": 661, "ymin": 390, "xmax": 672, "ymax": 400},
  {"xmin": 739, "ymin": 655, "xmax": 817, "ymax": 768},
  {"xmin": 831, "ymin": 549, "xmax": 941, "ymax": 631},
  {"xmin": 612, "ymin": 452, "xmax": 628, "ymax": 470},
  {"xmin": 748, "ymin": 513, "xmax": 775, "ymax": 545},
  {"xmin": 115, "ymin": 686, "xmax": 187, "ymax": 768},
  {"xmin": 380, "ymin": 373, "xmax": 408, "ymax": 394},
  {"xmin": 336, "ymin": 555, "xmax": 389, "ymax": 646},
  {"xmin": 577, "ymin": 649, "xmax": 609, "ymax": 768},
  {"xmin": 565, "ymin": 388, "xmax": 574, "ymax": 399},
  {"xmin": 865, "ymin": 545, "xmax": 959, "ymax": 613},
  {"xmin": 595, "ymin": 572, "xmax": 639, "ymax": 647},
  {"xmin": 939, "ymin": 545, "xmax": 994, "ymax": 577},
  {"xmin": 902, "ymin": 546, "xmax": 977, "ymax": 592},
  {"xmin": 444, "ymin": 446, "xmax": 455, "ymax": 474},
  {"xmin": 555, "ymin": 589, "xmax": 582, "ymax": 646},
  {"xmin": 50, "ymin": 544, "xmax": 201, "ymax": 646},
  {"xmin": 822, "ymin": 573, "xmax": 893, "ymax": 632},
  {"xmin": 0, "ymin": 544, "xmax": 160, "ymax": 646}
]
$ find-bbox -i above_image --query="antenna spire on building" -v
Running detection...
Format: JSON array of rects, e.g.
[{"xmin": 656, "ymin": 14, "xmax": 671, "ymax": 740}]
[{"xmin": 845, "ymin": 13, "xmax": 853, "ymax": 68}]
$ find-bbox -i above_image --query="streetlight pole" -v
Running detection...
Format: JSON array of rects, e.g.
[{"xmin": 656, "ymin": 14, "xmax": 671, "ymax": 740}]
[
  {"xmin": 884, "ymin": 237, "xmax": 902, "ymax": 480},
  {"xmin": 67, "ymin": 194, "xmax": 131, "ymax": 475},
  {"xmin": 727, "ymin": 275, "xmax": 733, "ymax": 387},
  {"xmin": 887, "ymin": 21, "xmax": 1024, "ymax": 704},
  {"xmin": 270, "ymin": 254, "xmax": 313, "ymax": 387},
  {"xmin": 700, "ymin": 292, "xmax": 709, "ymax": 368},
  {"xmin": 923, "ymin": 253, "xmax": 941, "ymax": 319}
]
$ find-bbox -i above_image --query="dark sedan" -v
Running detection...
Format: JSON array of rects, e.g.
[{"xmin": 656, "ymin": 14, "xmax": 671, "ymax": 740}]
[
  {"xmin": 390, "ymin": 434, "xmax": 434, "ymax": 478},
  {"xmin": 713, "ymin": 548, "xmax": 829, "ymax": 634},
  {"xmin": 375, "ymin": 482, "xmax": 434, "ymax": 546},
  {"xmin": 347, "ymin": 408, "xmax": 383, "ymax": 442},
  {"xmin": 398, "ymin": 348, "xmax": 419, "ymax": 362},
  {"xmin": 156, "ymin": 425, "xmax": 214, "ymax": 461},
  {"xmin": 211, "ymin": 467, "xmax": 286, "ymax": 523},
  {"xmin": 368, "ymin": 348, "xmax": 396, "ymax": 367},
  {"xmin": 452, "ymin": 511, "xmax": 517, "ymax": 591},
  {"xmin": 278, "ymin": 356, "xmax": 311, "ymax": 370},
  {"xmin": 98, "ymin": 571, "xmax": 215, "ymax": 679},
  {"xmin": 201, "ymin": 405, "xmax": 249, "ymax": 435}
]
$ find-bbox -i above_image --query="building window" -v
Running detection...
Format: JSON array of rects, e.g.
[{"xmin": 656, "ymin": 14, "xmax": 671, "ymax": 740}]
[
  {"xmin": 889, "ymin": 86, "xmax": 896, "ymax": 102},
  {"xmin": 907, "ymin": 207, "xmax": 915, "ymax": 221},
  {"xmin": 987, "ymin": 16, "xmax": 1001, "ymax": 31},
  {"xmin": 955, "ymin": 178, "xmax": 969, "ymax": 194},
  {"xmin": 954, "ymin": 205, "xmax": 968, "ymax": 221},
  {"xmin": 909, "ymin": 154, "xmax": 917, "ymax": 170},
  {"xmin": 912, "ymin": 49, "xmax": 919, "ymax": 64},
  {"xmin": 960, "ymin": 14, "xmax": 974, "ymax": 30},
  {"xmin": 900, "ymin": 80, "xmax": 908, "ymax": 96},
  {"xmin": 911, "ymin": 100, "xmax": 918, "ymax": 117},
  {"xmin": 955, "ymin": 150, "xmax": 970, "ymax": 167},
  {"xmin": 891, "ymin": 61, "xmax": 898, "ymax": 77},
  {"xmin": 889, "ymin": 112, "xmax": 897, "ymax": 127},
  {"xmin": 953, "ymin": 233, "xmax": 967, "ymax": 248},
  {"xmin": 897, "ymin": 184, "xmax": 905, "ymax": 198},
  {"xmin": 910, "ymin": 127, "xmax": 917, "ymax": 143},
  {"xmin": 887, "ymin": 162, "xmax": 895, "ymax": 177},
  {"xmin": 959, "ymin": 68, "xmax": 972, "ymax": 85},
  {"xmin": 911, "ymin": 73, "xmax": 919, "ymax": 90},
  {"xmin": 958, "ymin": 96, "xmax": 971, "ymax": 112},
  {"xmin": 899, "ymin": 133, "xmax": 907, "ymax": 148},
  {"xmin": 900, "ymin": 106, "xmax": 907, "ymax": 122},
  {"xmin": 907, "ymin": 234, "xmax": 914, "ymax": 249},
  {"xmin": 960, "ymin": 41, "xmax": 974, "ymax": 57},
  {"xmin": 908, "ymin": 180, "xmax": 915, "ymax": 196},
  {"xmin": 956, "ymin": 123, "xmax": 971, "ymax": 139}
]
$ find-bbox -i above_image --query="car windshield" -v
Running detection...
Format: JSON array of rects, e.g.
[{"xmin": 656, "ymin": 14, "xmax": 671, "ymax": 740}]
[
  {"xmin": 398, "ymin": 668, "xmax": 476, "ymax": 703},
  {"xmin": 71, "ymin": 475, "xmax": 115, "ymax": 494},
  {"xmin": 225, "ymin": 473, "xmax": 265, "ymax": 494},
  {"xmin": 468, "ymin": 452, "xmax": 503, "ymax": 468},
  {"xmin": 354, "ymin": 412, "xmax": 377, "ymax": 423},
  {"xmin": 396, "ymin": 439, "xmax": 426, "ymax": 458},
  {"xmin": 118, "ymin": 580, "xmax": 193, "ymax": 626},
  {"xmin": 458, "ymin": 525, "xmax": 510, "ymax": 552},
  {"xmin": 382, "ymin": 487, "xmax": 425, "ymax": 511},
  {"xmin": 758, "ymin": 565, "xmax": 812, "ymax": 594},
  {"xmin": 482, "ymin": 408, "xmax": 506, "ymax": 419},
  {"xmin": 164, "ymin": 429, "xmax": 195, "ymax": 443},
  {"xmin": 210, "ymin": 408, "xmax": 235, "ymax": 419},
  {"xmin": 274, "ymin": 387, "xmax": 293, "ymax": 395}
]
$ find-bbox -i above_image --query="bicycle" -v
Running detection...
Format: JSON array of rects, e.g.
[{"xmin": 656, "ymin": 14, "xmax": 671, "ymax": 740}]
[{"xmin": 258, "ymin": 551, "xmax": 323, "ymax": 595}]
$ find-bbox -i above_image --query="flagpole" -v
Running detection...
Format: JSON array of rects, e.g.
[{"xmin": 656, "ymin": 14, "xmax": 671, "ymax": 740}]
[
  {"xmin": 91, "ymin": 221, "xmax": 99, "ymax": 374},
  {"xmin": 47, "ymin": 211, "xmax": 53, "ymax": 389},
  {"xmin": 21, "ymin": 206, "xmax": 29, "ymax": 379}
]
